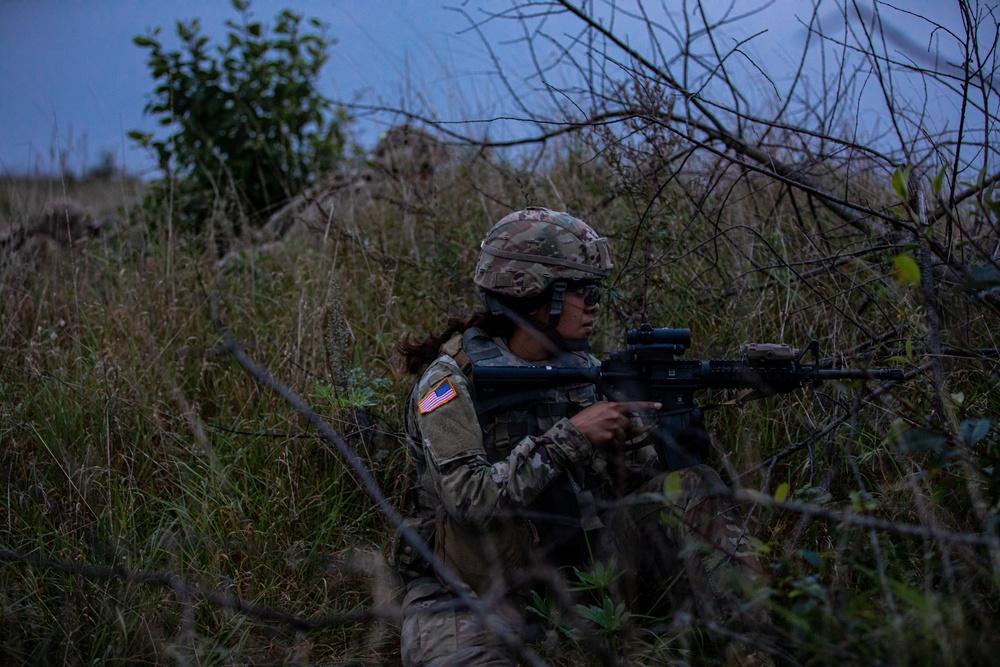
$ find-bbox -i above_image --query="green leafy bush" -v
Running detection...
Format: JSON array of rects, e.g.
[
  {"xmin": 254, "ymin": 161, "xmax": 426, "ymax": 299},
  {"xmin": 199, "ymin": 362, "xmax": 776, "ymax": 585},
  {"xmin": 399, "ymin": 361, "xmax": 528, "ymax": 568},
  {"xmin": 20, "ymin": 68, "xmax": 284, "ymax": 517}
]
[{"xmin": 130, "ymin": 0, "xmax": 348, "ymax": 235}]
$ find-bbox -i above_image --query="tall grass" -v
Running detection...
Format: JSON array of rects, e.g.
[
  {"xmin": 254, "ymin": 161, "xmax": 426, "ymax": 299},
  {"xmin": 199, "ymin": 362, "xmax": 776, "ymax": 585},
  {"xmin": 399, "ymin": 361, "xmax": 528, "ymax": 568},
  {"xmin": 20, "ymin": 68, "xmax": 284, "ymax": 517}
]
[{"xmin": 1, "ymin": 143, "xmax": 998, "ymax": 665}]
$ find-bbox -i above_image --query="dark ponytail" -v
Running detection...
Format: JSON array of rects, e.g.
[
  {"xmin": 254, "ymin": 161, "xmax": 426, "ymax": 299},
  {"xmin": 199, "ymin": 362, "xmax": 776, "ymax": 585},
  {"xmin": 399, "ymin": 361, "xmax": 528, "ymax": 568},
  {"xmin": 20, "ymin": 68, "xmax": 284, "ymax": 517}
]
[
  {"xmin": 397, "ymin": 310, "xmax": 510, "ymax": 375},
  {"xmin": 398, "ymin": 288, "xmax": 555, "ymax": 375}
]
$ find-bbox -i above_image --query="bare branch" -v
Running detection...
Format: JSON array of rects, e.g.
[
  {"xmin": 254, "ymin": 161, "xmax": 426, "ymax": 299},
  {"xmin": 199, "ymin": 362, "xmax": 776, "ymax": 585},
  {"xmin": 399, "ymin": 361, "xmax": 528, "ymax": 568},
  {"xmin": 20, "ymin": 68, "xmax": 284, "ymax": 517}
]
[{"xmin": 208, "ymin": 289, "xmax": 557, "ymax": 667}]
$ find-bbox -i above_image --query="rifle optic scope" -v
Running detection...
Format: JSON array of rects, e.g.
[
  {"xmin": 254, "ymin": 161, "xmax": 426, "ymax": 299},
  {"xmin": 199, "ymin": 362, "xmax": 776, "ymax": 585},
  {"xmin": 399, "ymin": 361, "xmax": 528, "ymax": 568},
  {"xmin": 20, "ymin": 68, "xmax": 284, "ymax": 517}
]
[{"xmin": 626, "ymin": 323, "xmax": 691, "ymax": 351}]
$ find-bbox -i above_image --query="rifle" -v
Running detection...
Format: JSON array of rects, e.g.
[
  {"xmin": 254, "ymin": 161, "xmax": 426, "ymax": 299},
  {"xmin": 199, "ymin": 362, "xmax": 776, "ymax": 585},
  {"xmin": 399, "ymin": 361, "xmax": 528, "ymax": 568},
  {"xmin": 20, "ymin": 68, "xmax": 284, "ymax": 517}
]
[{"xmin": 472, "ymin": 323, "xmax": 905, "ymax": 470}]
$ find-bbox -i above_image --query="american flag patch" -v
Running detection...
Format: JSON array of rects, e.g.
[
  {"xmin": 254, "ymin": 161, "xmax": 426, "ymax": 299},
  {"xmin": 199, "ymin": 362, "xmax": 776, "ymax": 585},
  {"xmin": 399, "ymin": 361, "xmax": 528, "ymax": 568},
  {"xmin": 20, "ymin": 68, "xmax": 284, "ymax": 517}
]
[{"xmin": 418, "ymin": 378, "xmax": 458, "ymax": 414}]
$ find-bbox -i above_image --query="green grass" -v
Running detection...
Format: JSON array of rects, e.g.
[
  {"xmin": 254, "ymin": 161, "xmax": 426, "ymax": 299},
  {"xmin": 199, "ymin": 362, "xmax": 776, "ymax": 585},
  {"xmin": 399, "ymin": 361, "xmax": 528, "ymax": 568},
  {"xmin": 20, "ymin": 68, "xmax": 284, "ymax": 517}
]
[{"xmin": 2, "ymin": 146, "xmax": 999, "ymax": 666}]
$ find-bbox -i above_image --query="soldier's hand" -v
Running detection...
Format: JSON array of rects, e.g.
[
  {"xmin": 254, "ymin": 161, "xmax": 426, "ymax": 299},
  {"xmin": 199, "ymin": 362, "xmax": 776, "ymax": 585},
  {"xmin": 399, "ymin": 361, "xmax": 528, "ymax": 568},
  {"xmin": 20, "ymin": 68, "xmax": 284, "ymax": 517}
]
[{"xmin": 570, "ymin": 401, "xmax": 662, "ymax": 448}]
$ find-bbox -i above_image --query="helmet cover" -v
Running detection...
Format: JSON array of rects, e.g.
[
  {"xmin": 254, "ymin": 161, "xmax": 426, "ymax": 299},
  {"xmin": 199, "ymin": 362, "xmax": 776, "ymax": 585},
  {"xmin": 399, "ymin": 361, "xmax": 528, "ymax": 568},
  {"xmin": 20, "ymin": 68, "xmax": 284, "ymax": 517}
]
[{"xmin": 474, "ymin": 207, "xmax": 612, "ymax": 298}]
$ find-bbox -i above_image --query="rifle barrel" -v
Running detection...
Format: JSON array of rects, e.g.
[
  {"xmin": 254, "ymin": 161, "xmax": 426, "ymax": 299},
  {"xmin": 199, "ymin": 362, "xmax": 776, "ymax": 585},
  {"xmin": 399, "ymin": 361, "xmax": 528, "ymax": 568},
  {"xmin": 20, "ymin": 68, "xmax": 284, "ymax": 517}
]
[
  {"xmin": 813, "ymin": 368, "xmax": 905, "ymax": 381},
  {"xmin": 472, "ymin": 362, "xmax": 904, "ymax": 391},
  {"xmin": 472, "ymin": 365, "xmax": 601, "ymax": 388}
]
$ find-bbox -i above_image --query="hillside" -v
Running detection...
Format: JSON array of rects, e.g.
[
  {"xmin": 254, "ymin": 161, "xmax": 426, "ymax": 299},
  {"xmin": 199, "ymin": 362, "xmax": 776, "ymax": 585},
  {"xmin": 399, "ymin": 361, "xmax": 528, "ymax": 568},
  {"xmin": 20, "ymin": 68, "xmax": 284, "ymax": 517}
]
[{"xmin": 2, "ymin": 139, "xmax": 998, "ymax": 665}]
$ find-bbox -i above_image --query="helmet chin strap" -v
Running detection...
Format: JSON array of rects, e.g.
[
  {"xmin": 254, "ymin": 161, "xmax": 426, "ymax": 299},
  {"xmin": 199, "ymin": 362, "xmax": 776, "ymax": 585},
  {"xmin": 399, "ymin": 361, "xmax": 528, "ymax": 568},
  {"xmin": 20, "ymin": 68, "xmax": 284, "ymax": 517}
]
[
  {"xmin": 480, "ymin": 282, "xmax": 591, "ymax": 355},
  {"xmin": 543, "ymin": 281, "xmax": 591, "ymax": 352}
]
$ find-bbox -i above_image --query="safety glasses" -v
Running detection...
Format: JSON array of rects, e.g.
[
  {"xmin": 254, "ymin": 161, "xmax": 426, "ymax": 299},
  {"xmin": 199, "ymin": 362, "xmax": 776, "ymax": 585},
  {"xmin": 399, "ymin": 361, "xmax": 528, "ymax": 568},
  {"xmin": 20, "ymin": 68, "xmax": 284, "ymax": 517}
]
[{"xmin": 573, "ymin": 283, "xmax": 601, "ymax": 306}]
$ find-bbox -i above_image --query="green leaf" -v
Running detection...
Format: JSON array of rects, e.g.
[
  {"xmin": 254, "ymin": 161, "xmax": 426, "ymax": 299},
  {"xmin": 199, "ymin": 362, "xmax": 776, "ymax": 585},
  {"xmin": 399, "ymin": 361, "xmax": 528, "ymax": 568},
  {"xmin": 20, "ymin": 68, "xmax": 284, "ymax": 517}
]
[
  {"xmin": 960, "ymin": 418, "xmax": 994, "ymax": 446},
  {"xmin": 127, "ymin": 130, "xmax": 152, "ymax": 144},
  {"xmin": 931, "ymin": 164, "xmax": 948, "ymax": 195},
  {"xmin": 849, "ymin": 490, "xmax": 878, "ymax": 511},
  {"xmin": 526, "ymin": 590, "xmax": 552, "ymax": 621},
  {"xmin": 888, "ymin": 578, "xmax": 933, "ymax": 610},
  {"xmin": 893, "ymin": 255, "xmax": 921, "ymax": 285},
  {"xmin": 799, "ymin": 549, "xmax": 823, "ymax": 568},
  {"xmin": 986, "ymin": 192, "xmax": 1000, "ymax": 218},
  {"xmin": 662, "ymin": 471, "xmax": 682, "ymax": 500},
  {"xmin": 897, "ymin": 427, "xmax": 948, "ymax": 454},
  {"xmin": 774, "ymin": 481, "xmax": 789, "ymax": 503},
  {"xmin": 891, "ymin": 165, "xmax": 911, "ymax": 200},
  {"xmin": 959, "ymin": 264, "xmax": 1000, "ymax": 295}
]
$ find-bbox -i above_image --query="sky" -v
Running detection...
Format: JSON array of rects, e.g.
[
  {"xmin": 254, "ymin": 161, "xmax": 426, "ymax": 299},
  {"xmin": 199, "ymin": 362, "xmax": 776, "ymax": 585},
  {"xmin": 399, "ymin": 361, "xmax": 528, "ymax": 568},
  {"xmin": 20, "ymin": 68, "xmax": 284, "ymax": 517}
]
[
  {"xmin": 0, "ymin": 1, "xmax": 972, "ymax": 179},
  {"xmin": 0, "ymin": 0, "xmax": 522, "ymax": 177}
]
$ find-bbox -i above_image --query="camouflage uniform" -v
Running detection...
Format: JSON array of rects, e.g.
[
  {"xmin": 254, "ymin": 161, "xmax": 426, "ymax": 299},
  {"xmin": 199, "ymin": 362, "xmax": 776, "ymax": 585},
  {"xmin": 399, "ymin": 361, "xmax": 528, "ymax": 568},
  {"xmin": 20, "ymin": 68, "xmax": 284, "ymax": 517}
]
[
  {"xmin": 395, "ymin": 209, "xmax": 767, "ymax": 666},
  {"xmin": 398, "ymin": 329, "xmax": 599, "ymax": 666}
]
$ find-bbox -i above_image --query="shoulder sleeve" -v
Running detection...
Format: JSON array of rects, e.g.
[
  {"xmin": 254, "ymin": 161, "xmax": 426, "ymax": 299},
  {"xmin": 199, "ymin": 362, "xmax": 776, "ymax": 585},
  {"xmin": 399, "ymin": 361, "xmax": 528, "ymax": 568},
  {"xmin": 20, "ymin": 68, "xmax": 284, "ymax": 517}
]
[
  {"xmin": 409, "ymin": 355, "xmax": 594, "ymax": 531},
  {"xmin": 411, "ymin": 358, "xmax": 484, "ymax": 467}
]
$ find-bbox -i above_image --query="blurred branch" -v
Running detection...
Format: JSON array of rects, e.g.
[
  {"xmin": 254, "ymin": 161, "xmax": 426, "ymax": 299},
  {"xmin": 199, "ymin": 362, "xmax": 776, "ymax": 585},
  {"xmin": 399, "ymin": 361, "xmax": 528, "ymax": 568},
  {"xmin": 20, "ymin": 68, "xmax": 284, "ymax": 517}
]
[
  {"xmin": 0, "ymin": 547, "xmax": 394, "ymax": 630},
  {"xmin": 728, "ymin": 489, "xmax": 1000, "ymax": 549},
  {"xmin": 208, "ymin": 288, "xmax": 570, "ymax": 667},
  {"xmin": 746, "ymin": 361, "xmax": 930, "ymax": 476}
]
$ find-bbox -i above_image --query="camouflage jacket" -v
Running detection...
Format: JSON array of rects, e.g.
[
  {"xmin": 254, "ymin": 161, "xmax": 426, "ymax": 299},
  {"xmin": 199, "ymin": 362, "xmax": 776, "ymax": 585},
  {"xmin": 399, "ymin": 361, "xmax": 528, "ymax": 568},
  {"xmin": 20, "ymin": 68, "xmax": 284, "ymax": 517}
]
[
  {"xmin": 399, "ymin": 327, "xmax": 612, "ymax": 589},
  {"xmin": 405, "ymin": 327, "xmax": 600, "ymax": 523}
]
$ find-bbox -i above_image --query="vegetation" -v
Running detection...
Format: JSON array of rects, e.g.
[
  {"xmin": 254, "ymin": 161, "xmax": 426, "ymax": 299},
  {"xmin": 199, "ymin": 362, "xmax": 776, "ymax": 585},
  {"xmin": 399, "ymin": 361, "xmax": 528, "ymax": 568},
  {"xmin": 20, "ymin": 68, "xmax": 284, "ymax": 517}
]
[
  {"xmin": 130, "ymin": 0, "xmax": 348, "ymax": 239},
  {"xmin": 2, "ymin": 1, "xmax": 999, "ymax": 665}
]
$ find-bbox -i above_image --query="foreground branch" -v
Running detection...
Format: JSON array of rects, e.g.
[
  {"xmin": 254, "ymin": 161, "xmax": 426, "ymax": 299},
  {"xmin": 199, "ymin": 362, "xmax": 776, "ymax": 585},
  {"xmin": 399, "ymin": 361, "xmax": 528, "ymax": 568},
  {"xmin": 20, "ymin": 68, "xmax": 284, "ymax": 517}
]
[
  {"xmin": 208, "ymin": 290, "xmax": 574, "ymax": 667},
  {"xmin": 0, "ymin": 548, "xmax": 393, "ymax": 630}
]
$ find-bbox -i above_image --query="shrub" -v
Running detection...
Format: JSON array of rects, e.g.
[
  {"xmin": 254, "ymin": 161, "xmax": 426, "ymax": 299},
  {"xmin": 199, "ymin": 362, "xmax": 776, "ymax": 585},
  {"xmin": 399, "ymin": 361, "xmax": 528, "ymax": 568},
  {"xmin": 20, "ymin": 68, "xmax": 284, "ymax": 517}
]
[{"xmin": 130, "ymin": 0, "xmax": 349, "ymax": 236}]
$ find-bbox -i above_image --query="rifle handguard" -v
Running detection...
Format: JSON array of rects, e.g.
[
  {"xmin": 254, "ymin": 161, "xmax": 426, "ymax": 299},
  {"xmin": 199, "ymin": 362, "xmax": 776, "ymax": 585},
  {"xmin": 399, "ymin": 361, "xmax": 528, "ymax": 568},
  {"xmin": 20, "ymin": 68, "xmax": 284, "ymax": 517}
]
[{"xmin": 471, "ymin": 324, "xmax": 905, "ymax": 470}]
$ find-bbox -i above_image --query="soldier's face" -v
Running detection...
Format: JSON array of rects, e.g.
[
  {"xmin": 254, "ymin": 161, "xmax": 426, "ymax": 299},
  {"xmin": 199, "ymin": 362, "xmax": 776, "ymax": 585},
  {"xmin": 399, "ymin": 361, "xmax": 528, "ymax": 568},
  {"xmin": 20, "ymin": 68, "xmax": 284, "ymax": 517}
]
[
  {"xmin": 557, "ymin": 286, "xmax": 600, "ymax": 339},
  {"xmin": 530, "ymin": 285, "xmax": 600, "ymax": 339}
]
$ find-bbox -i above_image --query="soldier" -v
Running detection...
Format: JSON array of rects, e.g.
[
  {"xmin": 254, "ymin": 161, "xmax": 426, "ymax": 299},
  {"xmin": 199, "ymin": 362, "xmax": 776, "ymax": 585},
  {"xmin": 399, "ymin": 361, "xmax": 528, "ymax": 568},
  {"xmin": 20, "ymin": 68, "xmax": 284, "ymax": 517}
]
[
  {"xmin": 394, "ymin": 207, "xmax": 772, "ymax": 666},
  {"xmin": 372, "ymin": 124, "xmax": 451, "ymax": 181},
  {"xmin": 32, "ymin": 197, "xmax": 101, "ymax": 245}
]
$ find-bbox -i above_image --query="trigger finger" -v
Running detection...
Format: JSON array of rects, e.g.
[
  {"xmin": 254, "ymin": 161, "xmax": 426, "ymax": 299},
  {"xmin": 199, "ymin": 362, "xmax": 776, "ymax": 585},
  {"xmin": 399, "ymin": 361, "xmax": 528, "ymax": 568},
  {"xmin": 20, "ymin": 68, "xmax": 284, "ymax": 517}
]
[{"xmin": 624, "ymin": 400, "xmax": 661, "ymax": 414}]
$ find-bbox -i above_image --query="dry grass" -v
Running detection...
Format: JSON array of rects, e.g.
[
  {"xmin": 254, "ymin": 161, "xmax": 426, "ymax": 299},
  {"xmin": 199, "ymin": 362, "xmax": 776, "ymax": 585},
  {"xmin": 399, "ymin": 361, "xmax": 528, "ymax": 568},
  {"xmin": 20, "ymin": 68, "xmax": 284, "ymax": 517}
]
[{"xmin": 1, "ymin": 142, "xmax": 998, "ymax": 665}]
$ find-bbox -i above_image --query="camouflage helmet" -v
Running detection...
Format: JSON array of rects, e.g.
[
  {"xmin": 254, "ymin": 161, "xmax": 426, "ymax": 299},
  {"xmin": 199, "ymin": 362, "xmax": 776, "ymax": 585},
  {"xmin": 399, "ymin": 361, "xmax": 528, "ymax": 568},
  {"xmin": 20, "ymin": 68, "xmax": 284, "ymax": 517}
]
[{"xmin": 474, "ymin": 207, "xmax": 612, "ymax": 298}]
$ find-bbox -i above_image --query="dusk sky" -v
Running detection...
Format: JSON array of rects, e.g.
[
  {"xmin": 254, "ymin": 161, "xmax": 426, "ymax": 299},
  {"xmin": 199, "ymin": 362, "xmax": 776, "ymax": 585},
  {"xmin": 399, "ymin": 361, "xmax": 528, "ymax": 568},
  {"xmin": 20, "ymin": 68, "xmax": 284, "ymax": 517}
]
[
  {"xmin": 0, "ymin": 1, "xmax": 969, "ymax": 178},
  {"xmin": 0, "ymin": 1, "xmax": 520, "ymax": 177}
]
